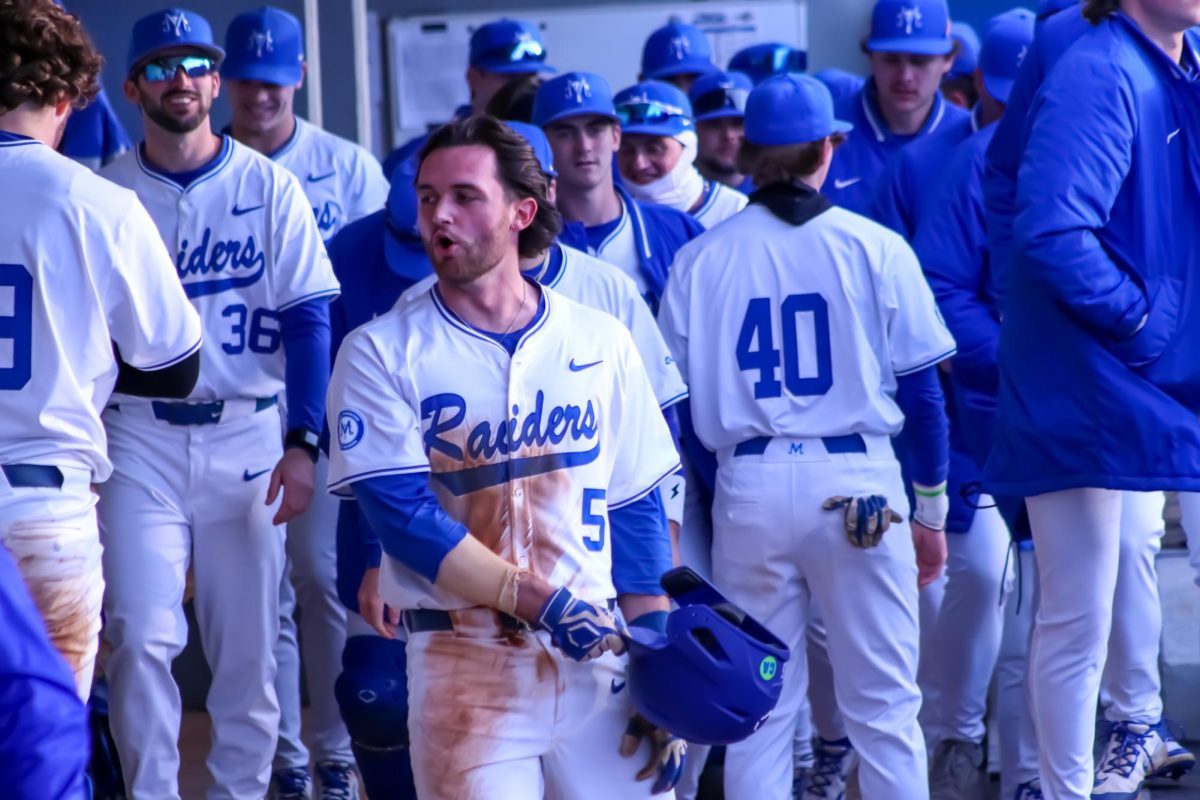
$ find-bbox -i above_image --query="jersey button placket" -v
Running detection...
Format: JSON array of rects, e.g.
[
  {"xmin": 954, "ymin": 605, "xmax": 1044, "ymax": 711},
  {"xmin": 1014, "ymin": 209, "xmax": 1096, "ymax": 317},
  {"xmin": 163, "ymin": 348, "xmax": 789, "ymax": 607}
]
[{"xmin": 507, "ymin": 356, "xmax": 530, "ymax": 571}]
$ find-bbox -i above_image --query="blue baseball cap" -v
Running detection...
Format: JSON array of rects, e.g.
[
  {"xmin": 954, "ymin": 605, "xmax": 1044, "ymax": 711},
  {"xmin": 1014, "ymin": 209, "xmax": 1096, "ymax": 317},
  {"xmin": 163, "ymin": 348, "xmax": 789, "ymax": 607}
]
[
  {"xmin": 222, "ymin": 7, "xmax": 305, "ymax": 86},
  {"xmin": 865, "ymin": 0, "xmax": 954, "ymax": 56},
  {"xmin": 505, "ymin": 120, "xmax": 557, "ymax": 176},
  {"xmin": 641, "ymin": 22, "xmax": 715, "ymax": 80},
  {"xmin": 744, "ymin": 74, "xmax": 853, "ymax": 146},
  {"xmin": 1038, "ymin": 0, "xmax": 1078, "ymax": 17},
  {"xmin": 384, "ymin": 156, "xmax": 430, "ymax": 280},
  {"xmin": 128, "ymin": 8, "xmax": 225, "ymax": 73},
  {"xmin": 533, "ymin": 72, "xmax": 619, "ymax": 128},
  {"xmin": 689, "ymin": 70, "xmax": 753, "ymax": 121},
  {"xmin": 728, "ymin": 43, "xmax": 809, "ymax": 85},
  {"xmin": 948, "ymin": 22, "xmax": 980, "ymax": 78},
  {"xmin": 469, "ymin": 19, "xmax": 553, "ymax": 75},
  {"xmin": 614, "ymin": 81, "xmax": 694, "ymax": 138},
  {"xmin": 979, "ymin": 9, "xmax": 1035, "ymax": 104}
]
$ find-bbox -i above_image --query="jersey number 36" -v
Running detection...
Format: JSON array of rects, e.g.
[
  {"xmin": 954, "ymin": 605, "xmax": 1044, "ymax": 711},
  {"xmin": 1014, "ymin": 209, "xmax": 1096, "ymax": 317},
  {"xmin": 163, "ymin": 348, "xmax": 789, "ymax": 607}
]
[{"xmin": 736, "ymin": 293, "xmax": 832, "ymax": 399}]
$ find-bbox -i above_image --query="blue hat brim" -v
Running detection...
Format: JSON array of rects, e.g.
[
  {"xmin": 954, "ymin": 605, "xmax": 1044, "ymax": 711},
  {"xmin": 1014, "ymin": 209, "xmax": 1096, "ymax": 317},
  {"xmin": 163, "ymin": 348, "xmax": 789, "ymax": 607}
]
[
  {"xmin": 831, "ymin": 120, "xmax": 854, "ymax": 134},
  {"xmin": 538, "ymin": 108, "xmax": 620, "ymax": 128},
  {"xmin": 694, "ymin": 108, "xmax": 745, "ymax": 122},
  {"xmin": 620, "ymin": 119, "xmax": 693, "ymax": 137},
  {"xmin": 646, "ymin": 60, "xmax": 716, "ymax": 80},
  {"xmin": 865, "ymin": 37, "xmax": 954, "ymax": 56},
  {"xmin": 221, "ymin": 61, "xmax": 303, "ymax": 86},
  {"xmin": 476, "ymin": 60, "xmax": 556, "ymax": 75},
  {"xmin": 982, "ymin": 73, "xmax": 1015, "ymax": 105},
  {"xmin": 129, "ymin": 43, "xmax": 225, "ymax": 73}
]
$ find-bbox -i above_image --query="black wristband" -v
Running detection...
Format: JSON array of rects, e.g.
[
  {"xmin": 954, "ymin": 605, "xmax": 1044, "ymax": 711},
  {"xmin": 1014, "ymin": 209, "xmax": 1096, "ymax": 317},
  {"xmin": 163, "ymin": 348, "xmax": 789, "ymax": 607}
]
[{"xmin": 284, "ymin": 428, "xmax": 320, "ymax": 462}]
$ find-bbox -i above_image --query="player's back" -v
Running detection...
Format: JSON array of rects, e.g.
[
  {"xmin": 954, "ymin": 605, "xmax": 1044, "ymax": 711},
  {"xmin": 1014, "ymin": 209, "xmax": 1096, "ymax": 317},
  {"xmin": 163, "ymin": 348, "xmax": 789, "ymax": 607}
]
[
  {"xmin": 662, "ymin": 202, "xmax": 953, "ymax": 453},
  {"xmin": 0, "ymin": 133, "xmax": 197, "ymax": 480}
]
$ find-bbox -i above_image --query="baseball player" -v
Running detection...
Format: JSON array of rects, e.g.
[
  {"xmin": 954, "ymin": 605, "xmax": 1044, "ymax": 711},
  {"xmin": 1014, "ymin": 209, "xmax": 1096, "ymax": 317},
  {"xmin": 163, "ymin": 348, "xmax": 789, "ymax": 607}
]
[
  {"xmin": 0, "ymin": 0, "xmax": 203, "ymax": 703},
  {"xmin": 905, "ymin": 11, "xmax": 1033, "ymax": 798},
  {"xmin": 983, "ymin": 1, "xmax": 1200, "ymax": 797},
  {"xmin": 221, "ymin": 7, "xmax": 387, "ymax": 797},
  {"xmin": 326, "ymin": 114, "xmax": 684, "ymax": 798},
  {"xmin": 822, "ymin": 0, "xmax": 972, "ymax": 218},
  {"xmin": 640, "ymin": 21, "xmax": 716, "ymax": 93},
  {"xmin": 941, "ymin": 22, "xmax": 981, "ymax": 109},
  {"xmin": 727, "ymin": 43, "xmax": 808, "ymax": 85},
  {"xmin": 659, "ymin": 74, "xmax": 956, "ymax": 800},
  {"xmin": 689, "ymin": 70, "xmax": 756, "ymax": 195},
  {"xmin": 614, "ymin": 81, "xmax": 747, "ymax": 230},
  {"xmin": 382, "ymin": 18, "xmax": 555, "ymax": 179},
  {"xmin": 98, "ymin": 8, "xmax": 339, "ymax": 799}
]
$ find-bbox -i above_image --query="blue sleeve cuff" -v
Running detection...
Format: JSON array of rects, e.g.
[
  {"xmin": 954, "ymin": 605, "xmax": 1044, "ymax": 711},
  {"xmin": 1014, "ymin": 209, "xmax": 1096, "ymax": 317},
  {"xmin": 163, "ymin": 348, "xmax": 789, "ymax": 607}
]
[
  {"xmin": 610, "ymin": 488, "xmax": 672, "ymax": 596},
  {"xmin": 280, "ymin": 298, "xmax": 333, "ymax": 433},
  {"xmin": 350, "ymin": 472, "xmax": 468, "ymax": 583},
  {"xmin": 895, "ymin": 366, "xmax": 950, "ymax": 487}
]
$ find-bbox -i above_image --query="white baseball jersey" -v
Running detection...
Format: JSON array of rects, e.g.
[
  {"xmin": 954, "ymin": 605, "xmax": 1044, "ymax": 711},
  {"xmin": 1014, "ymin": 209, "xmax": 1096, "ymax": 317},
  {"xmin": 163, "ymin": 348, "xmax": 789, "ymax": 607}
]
[
  {"xmin": 271, "ymin": 117, "xmax": 389, "ymax": 241},
  {"xmin": 327, "ymin": 286, "xmax": 680, "ymax": 611},
  {"xmin": 659, "ymin": 203, "xmax": 956, "ymax": 453},
  {"xmin": 101, "ymin": 136, "xmax": 339, "ymax": 403},
  {"xmin": 589, "ymin": 199, "xmax": 649, "ymax": 298},
  {"xmin": 401, "ymin": 243, "xmax": 688, "ymax": 410},
  {"xmin": 692, "ymin": 180, "xmax": 748, "ymax": 230},
  {"xmin": 0, "ymin": 134, "xmax": 201, "ymax": 481}
]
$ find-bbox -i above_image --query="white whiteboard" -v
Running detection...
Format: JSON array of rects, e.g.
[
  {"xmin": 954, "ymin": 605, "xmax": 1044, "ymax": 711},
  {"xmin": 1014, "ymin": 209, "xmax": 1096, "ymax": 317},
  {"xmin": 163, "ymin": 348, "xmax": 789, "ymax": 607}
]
[{"xmin": 385, "ymin": 0, "xmax": 807, "ymax": 148}]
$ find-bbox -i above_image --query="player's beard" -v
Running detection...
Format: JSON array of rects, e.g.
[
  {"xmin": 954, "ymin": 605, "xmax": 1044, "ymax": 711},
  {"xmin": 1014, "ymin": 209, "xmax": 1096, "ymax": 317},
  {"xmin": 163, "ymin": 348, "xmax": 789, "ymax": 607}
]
[
  {"xmin": 426, "ymin": 218, "xmax": 510, "ymax": 286},
  {"xmin": 142, "ymin": 89, "xmax": 211, "ymax": 135}
]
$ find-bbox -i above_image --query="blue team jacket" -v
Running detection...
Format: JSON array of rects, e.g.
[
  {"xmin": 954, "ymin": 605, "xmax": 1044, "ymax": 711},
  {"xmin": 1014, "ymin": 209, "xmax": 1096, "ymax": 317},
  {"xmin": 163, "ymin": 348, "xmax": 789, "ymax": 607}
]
[
  {"xmin": 982, "ymin": 5, "xmax": 1088, "ymax": 306},
  {"xmin": 824, "ymin": 81, "xmax": 973, "ymax": 218},
  {"xmin": 985, "ymin": 13, "xmax": 1200, "ymax": 495}
]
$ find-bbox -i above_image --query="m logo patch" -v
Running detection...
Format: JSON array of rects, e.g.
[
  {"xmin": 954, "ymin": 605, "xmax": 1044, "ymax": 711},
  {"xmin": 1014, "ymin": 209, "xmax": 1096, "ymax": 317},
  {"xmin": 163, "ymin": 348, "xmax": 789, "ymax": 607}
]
[{"xmin": 338, "ymin": 410, "xmax": 365, "ymax": 450}]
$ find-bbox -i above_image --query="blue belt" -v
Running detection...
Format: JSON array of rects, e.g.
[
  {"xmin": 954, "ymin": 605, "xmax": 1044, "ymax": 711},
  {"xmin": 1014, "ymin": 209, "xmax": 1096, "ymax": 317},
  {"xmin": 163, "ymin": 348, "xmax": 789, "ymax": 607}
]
[
  {"xmin": 2, "ymin": 464, "xmax": 65, "ymax": 489},
  {"xmin": 151, "ymin": 396, "xmax": 277, "ymax": 426},
  {"xmin": 733, "ymin": 433, "xmax": 867, "ymax": 457}
]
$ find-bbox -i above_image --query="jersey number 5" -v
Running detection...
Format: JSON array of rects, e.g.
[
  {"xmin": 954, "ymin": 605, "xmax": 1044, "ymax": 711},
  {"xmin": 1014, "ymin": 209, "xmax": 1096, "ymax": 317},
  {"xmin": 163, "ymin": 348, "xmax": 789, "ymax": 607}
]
[
  {"xmin": 582, "ymin": 488, "xmax": 607, "ymax": 552},
  {"xmin": 0, "ymin": 263, "xmax": 33, "ymax": 391},
  {"xmin": 736, "ymin": 294, "xmax": 832, "ymax": 399}
]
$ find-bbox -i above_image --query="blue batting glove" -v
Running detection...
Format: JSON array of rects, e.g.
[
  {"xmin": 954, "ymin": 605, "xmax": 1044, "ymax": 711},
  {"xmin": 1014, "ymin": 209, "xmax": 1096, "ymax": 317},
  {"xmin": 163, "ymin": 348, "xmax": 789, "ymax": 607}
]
[{"xmin": 536, "ymin": 586, "xmax": 625, "ymax": 662}]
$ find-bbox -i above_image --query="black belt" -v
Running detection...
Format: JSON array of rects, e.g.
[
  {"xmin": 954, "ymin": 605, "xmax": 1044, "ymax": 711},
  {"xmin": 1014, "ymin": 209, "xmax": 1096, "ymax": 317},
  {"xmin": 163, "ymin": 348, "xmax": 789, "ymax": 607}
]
[
  {"xmin": 151, "ymin": 396, "xmax": 277, "ymax": 426},
  {"xmin": 2, "ymin": 464, "xmax": 65, "ymax": 489},
  {"xmin": 733, "ymin": 433, "xmax": 867, "ymax": 457},
  {"xmin": 402, "ymin": 608, "xmax": 526, "ymax": 634}
]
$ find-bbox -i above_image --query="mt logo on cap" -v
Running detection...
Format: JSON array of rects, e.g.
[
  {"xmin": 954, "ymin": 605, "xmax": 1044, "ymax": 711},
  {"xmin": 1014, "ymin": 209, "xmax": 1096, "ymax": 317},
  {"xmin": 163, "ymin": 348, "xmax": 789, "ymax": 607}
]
[
  {"xmin": 565, "ymin": 76, "xmax": 592, "ymax": 103},
  {"xmin": 162, "ymin": 10, "xmax": 191, "ymax": 37}
]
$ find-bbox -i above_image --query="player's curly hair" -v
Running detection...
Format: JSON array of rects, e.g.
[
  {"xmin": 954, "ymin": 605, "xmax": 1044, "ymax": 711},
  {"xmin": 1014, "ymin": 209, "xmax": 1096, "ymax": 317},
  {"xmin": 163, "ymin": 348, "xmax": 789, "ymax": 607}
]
[
  {"xmin": 737, "ymin": 133, "xmax": 847, "ymax": 187},
  {"xmin": 0, "ymin": 0, "xmax": 102, "ymax": 113},
  {"xmin": 419, "ymin": 114, "xmax": 563, "ymax": 259},
  {"xmin": 1082, "ymin": 0, "xmax": 1120, "ymax": 24}
]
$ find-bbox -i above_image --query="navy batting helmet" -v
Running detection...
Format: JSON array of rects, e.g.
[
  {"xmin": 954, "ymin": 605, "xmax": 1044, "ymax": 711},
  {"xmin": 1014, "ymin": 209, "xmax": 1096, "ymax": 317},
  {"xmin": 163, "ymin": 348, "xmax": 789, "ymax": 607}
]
[{"xmin": 624, "ymin": 567, "xmax": 790, "ymax": 745}]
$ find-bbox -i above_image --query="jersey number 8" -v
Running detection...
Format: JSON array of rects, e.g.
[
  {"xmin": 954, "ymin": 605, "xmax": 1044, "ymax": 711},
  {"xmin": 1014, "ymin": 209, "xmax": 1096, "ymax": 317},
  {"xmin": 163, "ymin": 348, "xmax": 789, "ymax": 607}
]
[
  {"xmin": 736, "ymin": 293, "xmax": 832, "ymax": 399},
  {"xmin": 0, "ymin": 264, "xmax": 33, "ymax": 391}
]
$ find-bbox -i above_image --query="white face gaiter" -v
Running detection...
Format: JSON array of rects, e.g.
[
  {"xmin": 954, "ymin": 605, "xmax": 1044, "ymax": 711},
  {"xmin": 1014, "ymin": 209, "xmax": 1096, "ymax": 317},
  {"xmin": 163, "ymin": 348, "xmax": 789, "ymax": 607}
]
[{"xmin": 623, "ymin": 130, "xmax": 706, "ymax": 213}]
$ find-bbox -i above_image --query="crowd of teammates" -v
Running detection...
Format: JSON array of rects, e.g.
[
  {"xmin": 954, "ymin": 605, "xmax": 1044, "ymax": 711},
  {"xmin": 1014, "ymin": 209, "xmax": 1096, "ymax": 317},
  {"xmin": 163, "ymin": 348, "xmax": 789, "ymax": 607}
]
[{"xmin": 3, "ymin": 0, "xmax": 1200, "ymax": 799}]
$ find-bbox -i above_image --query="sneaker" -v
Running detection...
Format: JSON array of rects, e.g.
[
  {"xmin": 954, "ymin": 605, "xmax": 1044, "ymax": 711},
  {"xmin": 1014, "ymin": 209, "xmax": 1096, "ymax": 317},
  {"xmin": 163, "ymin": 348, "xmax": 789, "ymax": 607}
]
[
  {"xmin": 928, "ymin": 739, "xmax": 985, "ymax": 800},
  {"xmin": 1147, "ymin": 720, "xmax": 1196, "ymax": 782},
  {"xmin": 1091, "ymin": 721, "xmax": 1158, "ymax": 799},
  {"xmin": 1014, "ymin": 779, "xmax": 1043, "ymax": 800},
  {"xmin": 803, "ymin": 737, "xmax": 858, "ymax": 800},
  {"xmin": 270, "ymin": 767, "xmax": 313, "ymax": 800},
  {"xmin": 315, "ymin": 760, "xmax": 360, "ymax": 800}
]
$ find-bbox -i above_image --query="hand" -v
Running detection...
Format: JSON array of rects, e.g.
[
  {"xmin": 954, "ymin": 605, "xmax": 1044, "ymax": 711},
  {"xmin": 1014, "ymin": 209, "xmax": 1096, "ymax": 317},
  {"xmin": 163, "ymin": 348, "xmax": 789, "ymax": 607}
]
[
  {"xmin": 912, "ymin": 522, "xmax": 947, "ymax": 589},
  {"xmin": 668, "ymin": 520, "xmax": 681, "ymax": 567},
  {"xmin": 266, "ymin": 448, "xmax": 315, "ymax": 525},
  {"xmin": 358, "ymin": 567, "xmax": 399, "ymax": 639},
  {"xmin": 536, "ymin": 586, "xmax": 625, "ymax": 662},
  {"xmin": 620, "ymin": 713, "xmax": 687, "ymax": 794}
]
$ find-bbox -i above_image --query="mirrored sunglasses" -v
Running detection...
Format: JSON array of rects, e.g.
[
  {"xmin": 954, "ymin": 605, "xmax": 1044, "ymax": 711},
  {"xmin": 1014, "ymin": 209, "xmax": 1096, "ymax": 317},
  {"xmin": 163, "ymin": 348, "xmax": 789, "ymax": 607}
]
[
  {"xmin": 480, "ymin": 38, "xmax": 545, "ymax": 65},
  {"xmin": 141, "ymin": 55, "xmax": 216, "ymax": 82},
  {"xmin": 693, "ymin": 87, "xmax": 750, "ymax": 117},
  {"xmin": 616, "ymin": 100, "xmax": 688, "ymax": 127}
]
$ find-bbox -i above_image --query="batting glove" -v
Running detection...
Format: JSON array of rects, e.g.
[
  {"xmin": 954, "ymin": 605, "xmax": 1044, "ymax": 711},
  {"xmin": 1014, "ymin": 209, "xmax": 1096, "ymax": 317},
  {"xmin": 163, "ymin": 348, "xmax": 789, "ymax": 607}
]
[
  {"xmin": 620, "ymin": 713, "xmax": 687, "ymax": 794},
  {"xmin": 536, "ymin": 586, "xmax": 625, "ymax": 662},
  {"xmin": 823, "ymin": 494, "xmax": 903, "ymax": 548}
]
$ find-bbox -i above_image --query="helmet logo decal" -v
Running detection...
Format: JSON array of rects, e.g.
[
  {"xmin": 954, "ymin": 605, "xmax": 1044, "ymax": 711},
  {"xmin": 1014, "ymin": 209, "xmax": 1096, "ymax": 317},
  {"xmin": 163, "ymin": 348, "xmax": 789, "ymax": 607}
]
[{"xmin": 759, "ymin": 655, "xmax": 778, "ymax": 681}]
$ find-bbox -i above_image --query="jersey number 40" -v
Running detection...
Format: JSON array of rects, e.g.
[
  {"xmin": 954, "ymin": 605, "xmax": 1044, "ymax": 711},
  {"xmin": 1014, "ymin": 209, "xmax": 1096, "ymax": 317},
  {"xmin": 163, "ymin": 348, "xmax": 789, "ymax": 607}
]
[
  {"xmin": 0, "ymin": 264, "xmax": 33, "ymax": 391},
  {"xmin": 736, "ymin": 293, "xmax": 832, "ymax": 399}
]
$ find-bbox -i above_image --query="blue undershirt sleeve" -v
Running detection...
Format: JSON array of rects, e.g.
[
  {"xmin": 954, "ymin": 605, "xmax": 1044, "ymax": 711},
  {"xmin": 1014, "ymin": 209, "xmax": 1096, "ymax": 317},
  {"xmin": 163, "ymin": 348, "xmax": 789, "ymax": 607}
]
[
  {"xmin": 350, "ymin": 472, "xmax": 468, "ymax": 583},
  {"xmin": 610, "ymin": 488, "xmax": 672, "ymax": 596},
  {"xmin": 895, "ymin": 366, "xmax": 950, "ymax": 488},
  {"xmin": 280, "ymin": 298, "xmax": 333, "ymax": 433}
]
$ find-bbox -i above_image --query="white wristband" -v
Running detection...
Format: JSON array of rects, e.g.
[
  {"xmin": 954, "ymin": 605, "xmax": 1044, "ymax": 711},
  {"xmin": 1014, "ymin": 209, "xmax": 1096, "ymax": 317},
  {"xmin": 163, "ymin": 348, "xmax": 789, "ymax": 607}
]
[
  {"xmin": 912, "ymin": 482, "xmax": 949, "ymax": 532},
  {"xmin": 662, "ymin": 473, "xmax": 686, "ymax": 525}
]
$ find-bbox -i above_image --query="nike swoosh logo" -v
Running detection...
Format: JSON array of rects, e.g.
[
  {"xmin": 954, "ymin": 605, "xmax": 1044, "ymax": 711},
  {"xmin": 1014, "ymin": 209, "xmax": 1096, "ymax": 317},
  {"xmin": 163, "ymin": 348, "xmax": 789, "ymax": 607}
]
[
  {"xmin": 569, "ymin": 359, "xmax": 602, "ymax": 372},
  {"xmin": 432, "ymin": 444, "xmax": 601, "ymax": 496},
  {"xmin": 307, "ymin": 171, "xmax": 336, "ymax": 182},
  {"xmin": 611, "ymin": 679, "xmax": 626, "ymax": 694},
  {"xmin": 1168, "ymin": 128, "xmax": 1181, "ymax": 144},
  {"xmin": 243, "ymin": 468, "xmax": 271, "ymax": 482},
  {"xmin": 833, "ymin": 177, "xmax": 861, "ymax": 190},
  {"xmin": 232, "ymin": 204, "xmax": 265, "ymax": 216}
]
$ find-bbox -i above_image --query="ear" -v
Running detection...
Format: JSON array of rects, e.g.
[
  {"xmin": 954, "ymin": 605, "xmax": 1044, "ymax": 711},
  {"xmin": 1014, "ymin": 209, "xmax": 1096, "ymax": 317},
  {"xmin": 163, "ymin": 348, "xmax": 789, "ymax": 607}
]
[
  {"xmin": 54, "ymin": 96, "xmax": 74, "ymax": 120},
  {"xmin": 511, "ymin": 195, "xmax": 538, "ymax": 234},
  {"xmin": 123, "ymin": 77, "xmax": 139, "ymax": 105},
  {"xmin": 210, "ymin": 71, "xmax": 221, "ymax": 99},
  {"xmin": 611, "ymin": 124, "xmax": 621, "ymax": 150},
  {"xmin": 297, "ymin": 62, "xmax": 307, "ymax": 90}
]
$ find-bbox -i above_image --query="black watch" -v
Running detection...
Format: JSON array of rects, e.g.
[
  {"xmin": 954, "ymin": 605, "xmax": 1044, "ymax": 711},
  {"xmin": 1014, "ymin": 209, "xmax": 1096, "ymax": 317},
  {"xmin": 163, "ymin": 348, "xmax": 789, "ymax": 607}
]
[{"xmin": 284, "ymin": 428, "xmax": 321, "ymax": 462}]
